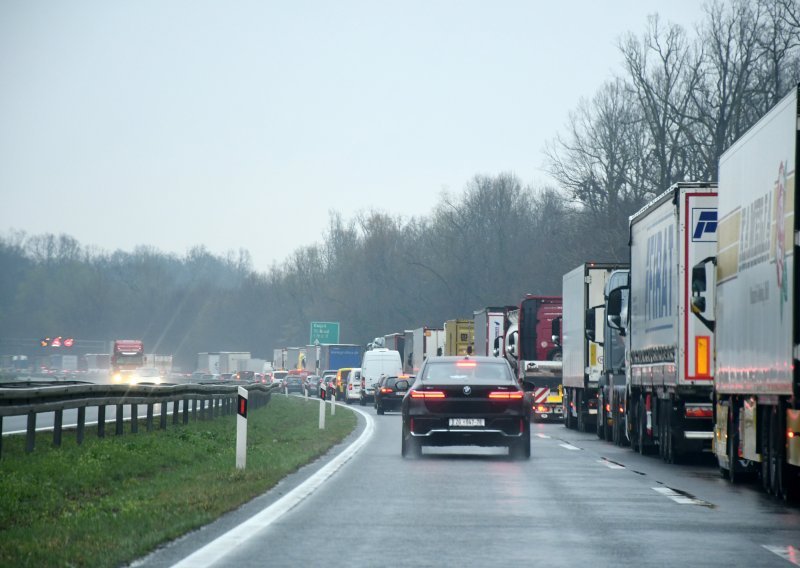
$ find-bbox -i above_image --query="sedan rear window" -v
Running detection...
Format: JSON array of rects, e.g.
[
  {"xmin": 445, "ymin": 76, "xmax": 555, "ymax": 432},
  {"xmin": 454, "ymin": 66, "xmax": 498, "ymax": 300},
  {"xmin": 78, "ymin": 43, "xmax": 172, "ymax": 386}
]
[{"xmin": 421, "ymin": 361, "xmax": 512, "ymax": 384}]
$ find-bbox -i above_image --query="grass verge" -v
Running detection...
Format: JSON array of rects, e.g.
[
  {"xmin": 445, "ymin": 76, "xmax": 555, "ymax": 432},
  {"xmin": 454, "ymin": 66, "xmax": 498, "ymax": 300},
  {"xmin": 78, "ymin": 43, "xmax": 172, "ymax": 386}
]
[{"xmin": 0, "ymin": 395, "xmax": 356, "ymax": 567}]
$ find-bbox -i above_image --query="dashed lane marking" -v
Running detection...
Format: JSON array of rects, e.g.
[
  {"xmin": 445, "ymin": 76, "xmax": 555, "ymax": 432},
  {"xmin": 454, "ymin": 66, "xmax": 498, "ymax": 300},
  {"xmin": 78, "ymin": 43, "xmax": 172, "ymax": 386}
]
[
  {"xmin": 559, "ymin": 443, "xmax": 580, "ymax": 451},
  {"xmin": 597, "ymin": 459, "xmax": 625, "ymax": 469},
  {"xmin": 536, "ymin": 433, "xmax": 551, "ymax": 439},
  {"xmin": 763, "ymin": 545, "xmax": 800, "ymax": 566},
  {"xmin": 652, "ymin": 486, "xmax": 714, "ymax": 508}
]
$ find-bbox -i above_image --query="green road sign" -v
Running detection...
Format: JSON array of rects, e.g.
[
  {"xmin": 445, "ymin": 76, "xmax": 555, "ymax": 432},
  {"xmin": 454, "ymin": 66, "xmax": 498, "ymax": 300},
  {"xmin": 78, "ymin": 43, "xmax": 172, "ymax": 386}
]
[{"xmin": 310, "ymin": 321, "xmax": 340, "ymax": 344}]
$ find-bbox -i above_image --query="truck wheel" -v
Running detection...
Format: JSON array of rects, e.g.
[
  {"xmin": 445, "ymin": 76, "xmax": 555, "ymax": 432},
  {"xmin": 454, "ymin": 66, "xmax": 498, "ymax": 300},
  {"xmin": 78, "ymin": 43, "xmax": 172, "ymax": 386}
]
[
  {"xmin": 359, "ymin": 395, "xmax": 365, "ymax": 407},
  {"xmin": 576, "ymin": 391, "xmax": 585, "ymax": 432},
  {"xmin": 761, "ymin": 407, "xmax": 772, "ymax": 494}
]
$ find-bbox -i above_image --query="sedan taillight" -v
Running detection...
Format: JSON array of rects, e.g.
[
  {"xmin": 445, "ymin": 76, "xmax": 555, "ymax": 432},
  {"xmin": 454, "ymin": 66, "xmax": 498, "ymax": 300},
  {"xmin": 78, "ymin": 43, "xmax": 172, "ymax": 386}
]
[
  {"xmin": 380, "ymin": 387, "xmax": 393, "ymax": 394},
  {"xmin": 488, "ymin": 391, "xmax": 524, "ymax": 400},
  {"xmin": 410, "ymin": 390, "xmax": 445, "ymax": 399}
]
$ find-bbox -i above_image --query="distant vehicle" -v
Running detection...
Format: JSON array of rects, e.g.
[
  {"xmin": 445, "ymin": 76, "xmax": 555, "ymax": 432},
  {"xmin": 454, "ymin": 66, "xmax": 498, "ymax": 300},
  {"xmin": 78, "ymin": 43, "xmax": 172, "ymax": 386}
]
[
  {"xmin": 220, "ymin": 373, "xmax": 234, "ymax": 381},
  {"xmin": 444, "ymin": 319, "xmax": 474, "ymax": 356},
  {"xmin": 285, "ymin": 375, "xmax": 305, "ymax": 394},
  {"xmin": 360, "ymin": 349, "xmax": 402, "ymax": 404},
  {"xmin": 201, "ymin": 373, "xmax": 220, "ymax": 381},
  {"xmin": 374, "ymin": 375, "xmax": 412, "ymax": 415},
  {"xmin": 400, "ymin": 356, "xmax": 530, "ymax": 459},
  {"xmin": 235, "ymin": 370, "xmax": 255, "ymax": 381},
  {"xmin": 320, "ymin": 371, "xmax": 337, "ymax": 399},
  {"xmin": 304, "ymin": 374, "xmax": 321, "ymax": 396},
  {"xmin": 334, "ymin": 368, "xmax": 354, "ymax": 401},
  {"xmin": 346, "ymin": 368, "xmax": 362, "ymax": 404},
  {"xmin": 135, "ymin": 367, "xmax": 163, "ymax": 384},
  {"xmin": 272, "ymin": 370, "xmax": 288, "ymax": 386},
  {"xmin": 111, "ymin": 339, "xmax": 144, "ymax": 381},
  {"xmin": 113, "ymin": 367, "xmax": 162, "ymax": 385},
  {"xmin": 190, "ymin": 371, "xmax": 205, "ymax": 382}
]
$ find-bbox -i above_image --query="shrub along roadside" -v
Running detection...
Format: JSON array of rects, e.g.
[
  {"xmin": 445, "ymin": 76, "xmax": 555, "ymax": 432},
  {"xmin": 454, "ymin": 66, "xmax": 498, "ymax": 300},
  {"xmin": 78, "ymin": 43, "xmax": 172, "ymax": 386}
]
[{"xmin": 0, "ymin": 395, "xmax": 357, "ymax": 568}]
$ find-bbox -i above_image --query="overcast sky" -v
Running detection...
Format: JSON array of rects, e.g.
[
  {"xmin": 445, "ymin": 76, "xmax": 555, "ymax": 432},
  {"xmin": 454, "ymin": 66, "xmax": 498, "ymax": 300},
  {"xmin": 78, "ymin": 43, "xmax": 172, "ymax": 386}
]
[{"xmin": 1, "ymin": 1, "xmax": 707, "ymax": 273}]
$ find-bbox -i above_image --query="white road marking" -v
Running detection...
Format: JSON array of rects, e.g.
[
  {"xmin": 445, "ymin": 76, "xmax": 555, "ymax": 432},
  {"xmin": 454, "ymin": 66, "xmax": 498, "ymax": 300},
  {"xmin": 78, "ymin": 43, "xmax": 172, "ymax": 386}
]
[
  {"xmin": 763, "ymin": 545, "xmax": 800, "ymax": 566},
  {"xmin": 559, "ymin": 443, "xmax": 580, "ymax": 451},
  {"xmin": 535, "ymin": 433, "xmax": 551, "ymax": 439},
  {"xmin": 597, "ymin": 459, "xmax": 625, "ymax": 469},
  {"xmin": 171, "ymin": 403, "xmax": 374, "ymax": 568},
  {"xmin": 652, "ymin": 487, "xmax": 709, "ymax": 506}
]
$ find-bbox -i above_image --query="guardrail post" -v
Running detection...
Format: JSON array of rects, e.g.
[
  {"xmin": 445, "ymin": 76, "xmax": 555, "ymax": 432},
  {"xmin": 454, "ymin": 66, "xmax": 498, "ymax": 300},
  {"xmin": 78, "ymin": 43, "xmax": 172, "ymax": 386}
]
[
  {"xmin": 77, "ymin": 407, "xmax": 85, "ymax": 445},
  {"xmin": 26, "ymin": 411, "xmax": 36, "ymax": 453},
  {"xmin": 0, "ymin": 417, "xmax": 3, "ymax": 457},
  {"xmin": 183, "ymin": 399, "xmax": 189, "ymax": 424},
  {"xmin": 199, "ymin": 399, "xmax": 205, "ymax": 420},
  {"xmin": 97, "ymin": 405, "xmax": 106, "ymax": 438},
  {"xmin": 192, "ymin": 399, "xmax": 197, "ymax": 421},
  {"xmin": 160, "ymin": 402, "xmax": 168, "ymax": 430},
  {"xmin": 146, "ymin": 403, "xmax": 154, "ymax": 431},
  {"xmin": 53, "ymin": 409, "xmax": 63, "ymax": 447},
  {"xmin": 173, "ymin": 400, "xmax": 179, "ymax": 425},
  {"xmin": 116, "ymin": 405, "xmax": 124, "ymax": 436},
  {"xmin": 131, "ymin": 404, "xmax": 139, "ymax": 433}
]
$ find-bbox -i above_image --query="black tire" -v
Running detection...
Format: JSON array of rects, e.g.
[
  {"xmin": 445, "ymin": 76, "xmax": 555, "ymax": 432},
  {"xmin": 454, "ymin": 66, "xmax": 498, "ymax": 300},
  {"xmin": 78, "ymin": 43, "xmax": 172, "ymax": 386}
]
[
  {"xmin": 510, "ymin": 428, "xmax": 531, "ymax": 460},
  {"xmin": 576, "ymin": 391, "xmax": 585, "ymax": 432},
  {"xmin": 761, "ymin": 407, "xmax": 772, "ymax": 494},
  {"xmin": 377, "ymin": 404, "xmax": 384, "ymax": 415},
  {"xmin": 401, "ymin": 422, "xmax": 421, "ymax": 458},
  {"xmin": 359, "ymin": 395, "xmax": 365, "ymax": 407}
]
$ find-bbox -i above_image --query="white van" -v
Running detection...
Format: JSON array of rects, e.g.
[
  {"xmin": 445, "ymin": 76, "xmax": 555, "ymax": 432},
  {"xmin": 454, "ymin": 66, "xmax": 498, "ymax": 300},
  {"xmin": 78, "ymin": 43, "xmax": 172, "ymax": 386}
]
[
  {"xmin": 346, "ymin": 368, "xmax": 362, "ymax": 403},
  {"xmin": 360, "ymin": 349, "xmax": 402, "ymax": 405}
]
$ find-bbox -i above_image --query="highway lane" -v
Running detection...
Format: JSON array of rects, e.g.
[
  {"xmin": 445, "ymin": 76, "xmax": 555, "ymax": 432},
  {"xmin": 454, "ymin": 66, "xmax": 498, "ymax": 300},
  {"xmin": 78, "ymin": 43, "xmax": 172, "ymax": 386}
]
[{"xmin": 138, "ymin": 401, "xmax": 800, "ymax": 568}]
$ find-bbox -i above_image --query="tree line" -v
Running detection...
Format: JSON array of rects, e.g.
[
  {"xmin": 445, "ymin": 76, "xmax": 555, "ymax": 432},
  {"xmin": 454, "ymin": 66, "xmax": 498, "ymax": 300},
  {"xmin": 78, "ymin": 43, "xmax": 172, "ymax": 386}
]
[{"xmin": 2, "ymin": 0, "xmax": 800, "ymax": 370}]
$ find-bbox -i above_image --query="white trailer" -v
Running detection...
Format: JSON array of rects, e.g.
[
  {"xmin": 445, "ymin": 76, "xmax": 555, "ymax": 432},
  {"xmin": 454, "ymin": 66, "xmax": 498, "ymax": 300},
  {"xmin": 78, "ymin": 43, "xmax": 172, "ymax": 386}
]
[
  {"xmin": 698, "ymin": 86, "xmax": 800, "ymax": 497},
  {"xmin": 562, "ymin": 263, "xmax": 621, "ymax": 432},
  {"xmin": 409, "ymin": 327, "xmax": 445, "ymax": 374},
  {"xmin": 628, "ymin": 182, "xmax": 717, "ymax": 460},
  {"xmin": 473, "ymin": 307, "xmax": 511, "ymax": 358}
]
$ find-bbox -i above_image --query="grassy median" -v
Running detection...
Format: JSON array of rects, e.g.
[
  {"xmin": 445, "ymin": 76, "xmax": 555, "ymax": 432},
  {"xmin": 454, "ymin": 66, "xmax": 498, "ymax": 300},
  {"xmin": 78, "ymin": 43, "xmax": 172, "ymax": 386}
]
[{"xmin": 0, "ymin": 395, "xmax": 356, "ymax": 568}]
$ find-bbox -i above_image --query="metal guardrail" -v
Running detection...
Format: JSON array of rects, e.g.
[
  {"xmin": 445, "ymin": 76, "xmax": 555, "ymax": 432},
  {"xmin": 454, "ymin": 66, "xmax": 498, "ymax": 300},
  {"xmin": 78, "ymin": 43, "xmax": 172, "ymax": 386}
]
[{"xmin": 0, "ymin": 380, "xmax": 279, "ymax": 458}]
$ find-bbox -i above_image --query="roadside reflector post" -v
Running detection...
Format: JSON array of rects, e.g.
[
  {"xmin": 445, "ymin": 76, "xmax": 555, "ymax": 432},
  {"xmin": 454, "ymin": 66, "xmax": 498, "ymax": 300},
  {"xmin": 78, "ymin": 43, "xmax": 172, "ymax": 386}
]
[
  {"xmin": 319, "ymin": 397, "xmax": 326, "ymax": 429},
  {"xmin": 330, "ymin": 394, "xmax": 336, "ymax": 416},
  {"xmin": 236, "ymin": 386, "xmax": 248, "ymax": 470}
]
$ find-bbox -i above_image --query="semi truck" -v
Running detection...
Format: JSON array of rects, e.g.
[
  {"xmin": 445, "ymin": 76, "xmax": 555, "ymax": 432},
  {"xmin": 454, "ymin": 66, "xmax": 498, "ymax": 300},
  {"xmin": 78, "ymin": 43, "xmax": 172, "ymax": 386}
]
[
  {"xmin": 406, "ymin": 327, "xmax": 445, "ymax": 374},
  {"xmin": 218, "ymin": 352, "xmax": 250, "ymax": 374},
  {"xmin": 691, "ymin": 86, "xmax": 800, "ymax": 497},
  {"xmin": 473, "ymin": 307, "xmax": 516, "ymax": 358},
  {"xmin": 597, "ymin": 269, "xmax": 630, "ymax": 444},
  {"xmin": 315, "ymin": 344, "xmax": 362, "ymax": 374},
  {"xmin": 562, "ymin": 264, "xmax": 622, "ymax": 432},
  {"xmin": 516, "ymin": 296, "xmax": 563, "ymax": 421},
  {"xmin": 111, "ymin": 340, "xmax": 144, "ymax": 375},
  {"xmin": 444, "ymin": 319, "xmax": 474, "ymax": 356},
  {"xmin": 622, "ymin": 182, "xmax": 718, "ymax": 461},
  {"xmin": 197, "ymin": 352, "xmax": 221, "ymax": 374}
]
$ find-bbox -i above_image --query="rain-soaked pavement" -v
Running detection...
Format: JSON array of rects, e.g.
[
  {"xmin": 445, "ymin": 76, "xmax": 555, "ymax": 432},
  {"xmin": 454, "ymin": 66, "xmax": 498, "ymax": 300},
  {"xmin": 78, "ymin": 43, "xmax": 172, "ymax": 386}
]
[{"xmin": 139, "ymin": 397, "xmax": 800, "ymax": 567}]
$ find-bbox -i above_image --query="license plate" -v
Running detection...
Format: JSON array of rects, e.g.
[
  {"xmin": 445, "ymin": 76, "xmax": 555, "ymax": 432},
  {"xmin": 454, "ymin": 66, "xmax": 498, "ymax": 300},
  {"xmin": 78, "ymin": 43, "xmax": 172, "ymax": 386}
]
[
  {"xmin": 395, "ymin": 392, "xmax": 405, "ymax": 396},
  {"xmin": 449, "ymin": 418, "xmax": 484, "ymax": 427},
  {"xmin": 540, "ymin": 414, "xmax": 549, "ymax": 419}
]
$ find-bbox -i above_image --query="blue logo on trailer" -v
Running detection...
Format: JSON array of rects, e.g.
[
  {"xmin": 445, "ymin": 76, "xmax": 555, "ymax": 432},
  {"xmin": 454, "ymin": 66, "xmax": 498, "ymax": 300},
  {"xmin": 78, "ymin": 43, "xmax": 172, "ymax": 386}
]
[{"xmin": 692, "ymin": 209, "xmax": 717, "ymax": 242}]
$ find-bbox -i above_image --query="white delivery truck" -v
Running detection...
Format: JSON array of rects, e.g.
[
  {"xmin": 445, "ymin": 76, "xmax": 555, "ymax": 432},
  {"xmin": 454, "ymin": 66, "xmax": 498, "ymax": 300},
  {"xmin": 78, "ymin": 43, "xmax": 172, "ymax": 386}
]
[
  {"xmin": 627, "ymin": 182, "xmax": 717, "ymax": 461},
  {"xmin": 693, "ymin": 86, "xmax": 800, "ymax": 497},
  {"xmin": 562, "ymin": 263, "xmax": 623, "ymax": 432}
]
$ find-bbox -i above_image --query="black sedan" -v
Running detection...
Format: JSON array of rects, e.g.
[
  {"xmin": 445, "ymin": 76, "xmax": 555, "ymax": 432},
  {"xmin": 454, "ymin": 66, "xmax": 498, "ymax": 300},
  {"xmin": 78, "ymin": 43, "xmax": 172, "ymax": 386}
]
[
  {"xmin": 374, "ymin": 375, "xmax": 412, "ymax": 414},
  {"xmin": 400, "ymin": 356, "xmax": 530, "ymax": 460}
]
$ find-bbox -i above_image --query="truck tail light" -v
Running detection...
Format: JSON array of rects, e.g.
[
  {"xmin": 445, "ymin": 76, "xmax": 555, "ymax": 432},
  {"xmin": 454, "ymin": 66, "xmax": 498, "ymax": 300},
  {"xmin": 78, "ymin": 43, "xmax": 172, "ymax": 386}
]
[
  {"xmin": 489, "ymin": 391, "xmax": 524, "ymax": 400},
  {"xmin": 685, "ymin": 404, "xmax": 712, "ymax": 419},
  {"xmin": 410, "ymin": 390, "xmax": 445, "ymax": 399}
]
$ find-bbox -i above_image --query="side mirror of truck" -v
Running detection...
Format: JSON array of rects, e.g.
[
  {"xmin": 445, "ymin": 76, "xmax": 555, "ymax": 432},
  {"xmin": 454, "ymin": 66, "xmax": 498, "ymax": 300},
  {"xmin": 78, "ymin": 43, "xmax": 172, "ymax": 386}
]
[
  {"xmin": 551, "ymin": 317, "xmax": 562, "ymax": 346},
  {"xmin": 585, "ymin": 307, "xmax": 596, "ymax": 342},
  {"xmin": 606, "ymin": 287, "xmax": 627, "ymax": 336}
]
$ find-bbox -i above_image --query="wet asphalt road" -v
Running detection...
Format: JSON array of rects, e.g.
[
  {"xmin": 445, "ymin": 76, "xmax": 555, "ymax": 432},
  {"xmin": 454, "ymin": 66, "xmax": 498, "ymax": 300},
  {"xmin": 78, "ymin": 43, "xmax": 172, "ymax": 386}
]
[{"xmin": 139, "ymin": 399, "xmax": 800, "ymax": 567}]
